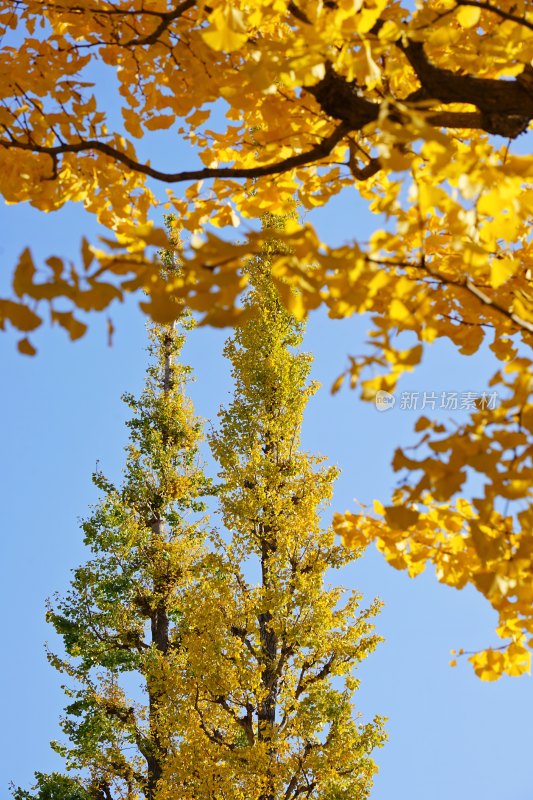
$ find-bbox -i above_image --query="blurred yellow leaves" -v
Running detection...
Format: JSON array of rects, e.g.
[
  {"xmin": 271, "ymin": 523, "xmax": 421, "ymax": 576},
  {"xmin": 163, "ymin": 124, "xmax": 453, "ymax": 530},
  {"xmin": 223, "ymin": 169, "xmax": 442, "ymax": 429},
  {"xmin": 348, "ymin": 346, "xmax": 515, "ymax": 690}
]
[
  {"xmin": 337, "ymin": 359, "xmax": 533, "ymax": 680},
  {"xmin": 470, "ymin": 645, "xmax": 531, "ymax": 681},
  {"xmin": 456, "ymin": 5, "xmax": 481, "ymax": 29},
  {"xmin": 0, "ymin": 299, "xmax": 41, "ymax": 332},
  {"xmin": 490, "ymin": 256, "xmax": 518, "ymax": 289},
  {"xmin": 2, "ymin": 0, "xmax": 533, "ymax": 360},
  {"xmin": 202, "ymin": 5, "xmax": 248, "ymax": 52}
]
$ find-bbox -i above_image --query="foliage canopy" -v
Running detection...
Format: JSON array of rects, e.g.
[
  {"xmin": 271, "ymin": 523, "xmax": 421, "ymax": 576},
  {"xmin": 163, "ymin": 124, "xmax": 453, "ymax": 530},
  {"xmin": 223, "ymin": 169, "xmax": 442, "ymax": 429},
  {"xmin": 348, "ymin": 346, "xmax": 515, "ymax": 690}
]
[{"xmin": 2, "ymin": 1, "xmax": 533, "ymax": 338}]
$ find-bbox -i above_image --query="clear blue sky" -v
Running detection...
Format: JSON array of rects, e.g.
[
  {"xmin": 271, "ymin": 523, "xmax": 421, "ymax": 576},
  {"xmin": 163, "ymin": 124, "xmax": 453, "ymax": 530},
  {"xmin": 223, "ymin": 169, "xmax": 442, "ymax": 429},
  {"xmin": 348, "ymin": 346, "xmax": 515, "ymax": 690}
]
[{"xmin": 1, "ymin": 59, "xmax": 532, "ymax": 799}]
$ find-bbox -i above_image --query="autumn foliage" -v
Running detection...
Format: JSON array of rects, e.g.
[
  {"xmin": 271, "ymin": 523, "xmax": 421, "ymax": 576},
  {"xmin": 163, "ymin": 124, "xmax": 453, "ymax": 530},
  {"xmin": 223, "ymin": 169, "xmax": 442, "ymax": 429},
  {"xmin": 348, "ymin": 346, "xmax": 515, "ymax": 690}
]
[
  {"xmin": 13, "ymin": 260, "xmax": 384, "ymax": 800},
  {"xmin": 1, "ymin": 1, "xmax": 532, "ymax": 678}
]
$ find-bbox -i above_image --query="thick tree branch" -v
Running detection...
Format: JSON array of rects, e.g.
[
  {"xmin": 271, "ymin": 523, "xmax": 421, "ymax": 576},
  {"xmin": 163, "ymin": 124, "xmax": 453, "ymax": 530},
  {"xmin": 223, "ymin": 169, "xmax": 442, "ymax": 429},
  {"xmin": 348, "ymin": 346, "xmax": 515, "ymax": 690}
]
[
  {"xmin": 308, "ymin": 54, "xmax": 533, "ymax": 139},
  {"xmin": 347, "ymin": 140, "xmax": 381, "ymax": 180},
  {"xmin": 398, "ymin": 40, "xmax": 533, "ymax": 136}
]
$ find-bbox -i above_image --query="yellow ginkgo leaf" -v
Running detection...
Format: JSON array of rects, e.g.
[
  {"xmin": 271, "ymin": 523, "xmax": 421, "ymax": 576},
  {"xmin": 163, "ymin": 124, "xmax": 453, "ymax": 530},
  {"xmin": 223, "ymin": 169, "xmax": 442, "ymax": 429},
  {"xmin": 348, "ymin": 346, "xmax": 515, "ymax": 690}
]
[
  {"xmin": 202, "ymin": 6, "xmax": 248, "ymax": 52},
  {"xmin": 331, "ymin": 372, "xmax": 346, "ymax": 395},
  {"xmin": 384, "ymin": 505, "xmax": 419, "ymax": 529},
  {"xmin": 145, "ymin": 115, "xmax": 175, "ymax": 131},
  {"xmin": 51, "ymin": 311, "xmax": 88, "ymax": 341},
  {"xmin": 456, "ymin": 5, "xmax": 481, "ymax": 28},
  {"xmin": 373, "ymin": 499, "xmax": 385, "ymax": 516},
  {"xmin": 490, "ymin": 256, "xmax": 517, "ymax": 289},
  {"xmin": 389, "ymin": 298, "xmax": 411, "ymax": 323}
]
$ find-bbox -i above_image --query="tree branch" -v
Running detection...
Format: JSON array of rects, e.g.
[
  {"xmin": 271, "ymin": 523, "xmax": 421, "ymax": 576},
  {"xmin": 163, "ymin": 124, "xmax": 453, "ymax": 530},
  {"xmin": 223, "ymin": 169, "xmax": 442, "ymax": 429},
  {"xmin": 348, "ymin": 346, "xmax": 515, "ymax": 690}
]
[
  {"xmin": 0, "ymin": 122, "xmax": 351, "ymax": 184},
  {"xmin": 366, "ymin": 256, "xmax": 533, "ymax": 336},
  {"xmin": 122, "ymin": 0, "xmax": 197, "ymax": 46},
  {"xmin": 230, "ymin": 624, "xmax": 259, "ymax": 660},
  {"xmin": 98, "ymin": 698, "xmax": 154, "ymax": 765},
  {"xmin": 213, "ymin": 694, "xmax": 255, "ymax": 745},
  {"xmin": 397, "ymin": 39, "xmax": 533, "ymax": 136},
  {"xmin": 455, "ymin": 0, "xmax": 533, "ymax": 32},
  {"xmin": 308, "ymin": 53, "xmax": 533, "ymax": 139}
]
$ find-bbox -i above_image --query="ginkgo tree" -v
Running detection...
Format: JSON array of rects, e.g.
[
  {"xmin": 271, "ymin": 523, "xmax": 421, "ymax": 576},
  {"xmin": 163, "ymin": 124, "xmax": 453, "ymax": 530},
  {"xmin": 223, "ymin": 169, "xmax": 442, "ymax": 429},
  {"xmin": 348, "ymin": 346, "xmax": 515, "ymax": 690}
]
[
  {"xmin": 14, "ymin": 239, "xmax": 384, "ymax": 800},
  {"xmin": 1, "ymin": 0, "xmax": 532, "ymax": 677},
  {"xmin": 197, "ymin": 222, "xmax": 385, "ymax": 800}
]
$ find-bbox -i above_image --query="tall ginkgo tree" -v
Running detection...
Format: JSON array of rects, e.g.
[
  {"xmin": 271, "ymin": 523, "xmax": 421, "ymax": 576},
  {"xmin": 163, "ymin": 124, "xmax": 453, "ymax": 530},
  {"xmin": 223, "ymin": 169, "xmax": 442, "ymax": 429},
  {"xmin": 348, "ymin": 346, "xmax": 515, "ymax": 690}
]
[
  {"xmin": 15, "ymin": 314, "xmax": 213, "ymax": 800},
  {"xmin": 166, "ymin": 220, "xmax": 385, "ymax": 800},
  {"xmin": 14, "ymin": 236, "xmax": 384, "ymax": 800}
]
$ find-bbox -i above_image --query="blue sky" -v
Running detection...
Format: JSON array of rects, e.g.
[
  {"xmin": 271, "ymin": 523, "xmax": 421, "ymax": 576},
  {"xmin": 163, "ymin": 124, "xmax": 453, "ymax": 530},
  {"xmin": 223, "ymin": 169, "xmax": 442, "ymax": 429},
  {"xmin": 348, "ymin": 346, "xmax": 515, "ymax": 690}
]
[{"xmin": 1, "ymin": 39, "xmax": 532, "ymax": 798}]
